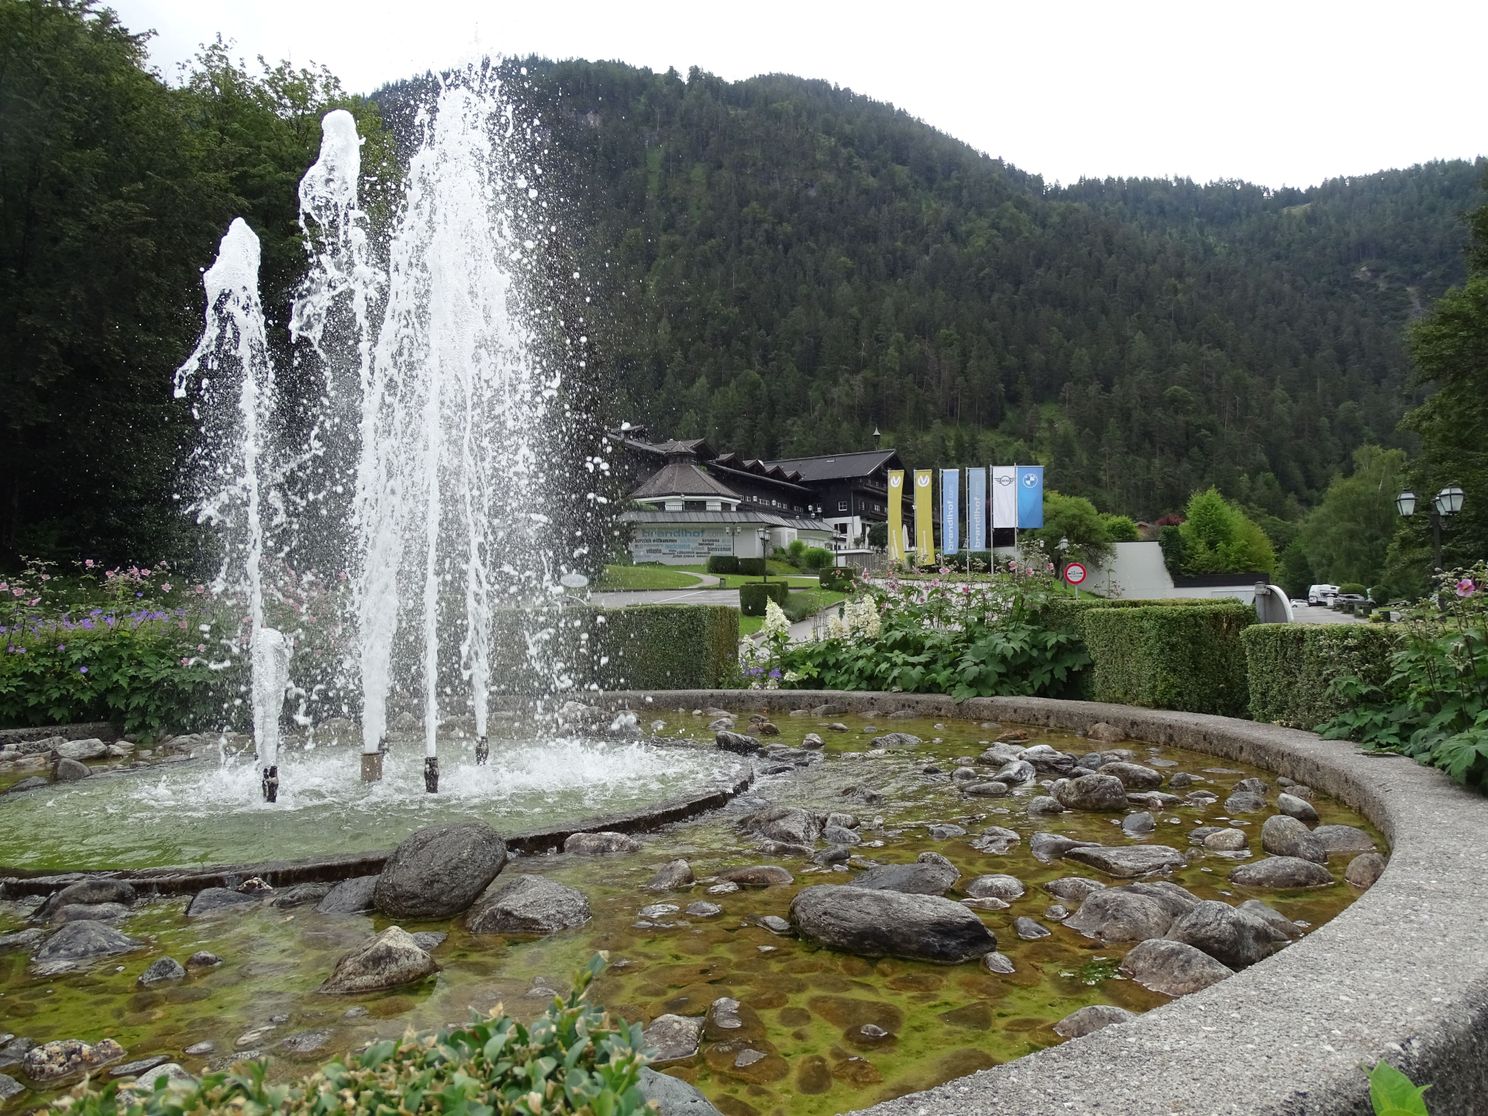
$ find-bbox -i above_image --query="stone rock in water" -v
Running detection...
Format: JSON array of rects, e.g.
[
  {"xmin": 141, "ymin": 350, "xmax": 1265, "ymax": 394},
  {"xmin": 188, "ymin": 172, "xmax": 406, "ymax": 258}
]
[
  {"xmin": 50, "ymin": 902, "xmax": 127, "ymax": 925},
  {"xmin": 1229, "ymin": 856, "xmax": 1335, "ymax": 890},
  {"xmin": 965, "ymin": 874, "xmax": 1024, "ymax": 902},
  {"xmin": 315, "ymin": 875, "xmax": 379, "ymax": 914},
  {"xmin": 374, "ymin": 823, "xmax": 507, "ymax": 919},
  {"xmin": 1123, "ymin": 880, "xmax": 1200, "ymax": 916},
  {"xmin": 33, "ymin": 921, "xmax": 143, "ymax": 968},
  {"xmin": 22, "ymin": 1038, "xmax": 125, "ymax": 1083},
  {"xmin": 1203, "ymin": 829, "xmax": 1248, "ymax": 852},
  {"xmin": 972, "ymin": 826, "xmax": 1023, "ymax": 855},
  {"xmin": 1064, "ymin": 888, "xmax": 1175, "ymax": 944},
  {"xmin": 789, "ymin": 885, "xmax": 998, "ymax": 964},
  {"xmin": 54, "ymin": 738, "xmax": 108, "ymax": 761},
  {"xmin": 982, "ymin": 951, "xmax": 1016, "ymax": 974},
  {"xmin": 53, "ymin": 758, "xmax": 91, "ymax": 782},
  {"xmin": 1119, "ymin": 938, "xmax": 1234, "ymax": 997},
  {"xmin": 186, "ymin": 888, "xmax": 262, "ymax": 919},
  {"xmin": 1085, "ymin": 721, "xmax": 1126, "ymax": 743},
  {"xmin": 1099, "ymin": 761, "xmax": 1163, "ymax": 791},
  {"xmin": 720, "ymin": 865, "xmax": 794, "ymax": 888},
  {"xmin": 1030, "ymin": 832, "xmax": 1099, "ymax": 862},
  {"xmin": 852, "ymin": 860, "xmax": 958, "ymax": 895},
  {"xmin": 715, "ymin": 731, "xmax": 760, "ymax": 754},
  {"xmin": 1053, "ymin": 1004, "xmax": 1135, "ymax": 1039},
  {"xmin": 318, "ymin": 927, "xmax": 438, "ymax": 994},
  {"xmin": 1052, "ymin": 774, "xmax": 1129, "ymax": 812},
  {"xmin": 1312, "ymin": 824, "xmax": 1377, "ymax": 856},
  {"xmin": 1063, "ymin": 844, "xmax": 1187, "ymax": 878},
  {"xmin": 646, "ymin": 859, "xmax": 695, "ymax": 891},
  {"xmin": 1044, "ymin": 877, "xmax": 1106, "ymax": 903},
  {"xmin": 642, "ymin": 1014, "xmax": 704, "ymax": 1064},
  {"xmin": 0, "ymin": 1074, "xmax": 20, "ymax": 1102},
  {"xmin": 1236, "ymin": 900, "xmax": 1305, "ymax": 940},
  {"xmin": 1166, "ymin": 900, "xmax": 1289, "ymax": 969},
  {"xmin": 564, "ymin": 831, "xmax": 641, "ymax": 855},
  {"xmin": 1013, "ymin": 916, "xmax": 1050, "ymax": 940},
  {"xmin": 1224, "ymin": 790, "xmax": 1267, "ymax": 814},
  {"xmin": 466, "ymin": 875, "xmax": 591, "ymax": 936},
  {"xmin": 638, "ymin": 1067, "xmax": 724, "ymax": 1116},
  {"xmin": 869, "ymin": 732, "xmax": 921, "ymax": 749},
  {"xmin": 1345, "ymin": 852, "xmax": 1387, "ymax": 889},
  {"xmin": 269, "ymin": 883, "xmax": 333, "ymax": 909},
  {"xmin": 1260, "ymin": 815, "xmax": 1327, "ymax": 863},
  {"xmin": 1122, "ymin": 811, "xmax": 1156, "ymax": 836},
  {"xmin": 0, "ymin": 928, "xmax": 46, "ymax": 953},
  {"xmin": 1277, "ymin": 792, "xmax": 1320, "ymax": 824},
  {"xmin": 739, "ymin": 805, "xmax": 821, "ymax": 846}
]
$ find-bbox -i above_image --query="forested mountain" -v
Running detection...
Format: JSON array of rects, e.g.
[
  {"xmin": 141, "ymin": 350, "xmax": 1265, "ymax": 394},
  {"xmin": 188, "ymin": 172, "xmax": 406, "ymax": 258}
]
[{"xmin": 375, "ymin": 60, "xmax": 1483, "ymax": 521}]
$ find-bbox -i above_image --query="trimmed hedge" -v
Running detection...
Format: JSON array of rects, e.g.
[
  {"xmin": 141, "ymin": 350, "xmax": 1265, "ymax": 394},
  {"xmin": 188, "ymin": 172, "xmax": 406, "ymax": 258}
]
[
  {"xmin": 739, "ymin": 582, "xmax": 790, "ymax": 616},
  {"xmin": 1243, "ymin": 624, "xmax": 1402, "ymax": 729},
  {"xmin": 706, "ymin": 555, "xmax": 741, "ymax": 574},
  {"xmin": 1080, "ymin": 603, "xmax": 1254, "ymax": 716},
  {"xmin": 736, "ymin": 557, "xmax": 767, "ymax": 577},
  {"xmin": 818, "ymin": 567, "xmax": 856, "ymax": 591}
]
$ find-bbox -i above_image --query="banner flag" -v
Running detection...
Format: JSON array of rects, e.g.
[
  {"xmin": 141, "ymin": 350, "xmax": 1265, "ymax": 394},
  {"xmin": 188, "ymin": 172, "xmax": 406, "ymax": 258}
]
[
  {"xmin": 887, "ymin": 470, "xmax": 906, "ymax": 563},
  {"xmin": 992, "ymin": 465, "xmax": 1017, "ymax": 529},
  {"xmin": 1016, "ymin": 465, "xmax": 1045, "ymax": 528},
  {"xmin": 940, "ymin": 469, "xmax": 960, "ymax": 554},
  {"xmin": 966, "ymin": 467, "xmax": 987, "ymax": 551},
  {"xmin": 913, "ymin": 469, "xmax": 935, "ymax": 564}
]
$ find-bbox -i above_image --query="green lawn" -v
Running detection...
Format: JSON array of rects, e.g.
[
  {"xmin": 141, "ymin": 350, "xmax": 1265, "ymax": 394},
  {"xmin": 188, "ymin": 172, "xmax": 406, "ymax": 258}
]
[
  {"xmin": 594, "ymin": 564, "xmax": 706, "ymax": 590},
  {"xmin": 736, "ymin": 587, "xmax": 848, "ymax": 638}
]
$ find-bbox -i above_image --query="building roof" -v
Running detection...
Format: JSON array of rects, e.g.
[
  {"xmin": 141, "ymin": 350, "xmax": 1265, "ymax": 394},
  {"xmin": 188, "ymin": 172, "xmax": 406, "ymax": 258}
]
[
  {"xmin": 762, "ymin": 448, "xmax": 902, "ymax": 482},
  {"xmin": 629, "ymin": 462, "xmax": 742, "ymax": 502},
  {"xmin": 620, "ymin": 510, "xmax": 831, "ymax": 531}
]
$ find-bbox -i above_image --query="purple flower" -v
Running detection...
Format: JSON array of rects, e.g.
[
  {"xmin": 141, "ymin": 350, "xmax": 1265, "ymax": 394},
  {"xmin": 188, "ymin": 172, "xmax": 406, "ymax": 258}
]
[
  {"xmin": 79, "ymin": 665, "xmax": 89, "ymax": 674},
  {"xmin": 1456, "ymin": 577, "xmax": 1477, "ymax": 598}
]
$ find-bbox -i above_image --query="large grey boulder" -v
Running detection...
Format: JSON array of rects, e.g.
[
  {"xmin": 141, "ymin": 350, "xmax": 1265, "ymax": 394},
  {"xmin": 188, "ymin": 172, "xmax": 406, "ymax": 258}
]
[
  {"xmin": 965, "ymin": 874, "xmax": 1024, "ymax": 902},
  {"xmin": 41, "ymin": 879, "xmax": 136, "ymax": 916},
  {"xmin": 53, "ymin": 758, "xmax": 91, "ymax": 782},
  {"xmin": 1053, "ymin": 1004, "xmax": 1136, "ymax": 1039},
  {"xmin": 1229, "ymin": 856, "xmax": 1335, "ymax": 890},
  {"xmin": 564, "ymin": 831, "xmax": 641, "ymax": 855},
  {"xmin": 1119, "ymin": 938, "xmax": 1234, "ymax": 996},
  {"xmin": 1346, "ymin": 852, "xmax": 1388, "ymax": 889},
  {"xmin": 739, "ymin": 805, "xmax": 820, "ymax": 846},
  {"xmin": 715, "ymin": 731, "xmax": 760, "ymax": 754},
  {"xmin": 1043, "ymin": 877, "xmax": 1106, "ymax": 903},
  {"xmin": 373, "ymin": 823, "xmax": 507, "ymax": 919},
  {"xmin": 1312, "ymin": 824, "xmax": 1377, "ymax": 856},
  {"xmin": 186, "ymin": 888, "xmax": 262, "ymax": 919},
  {"xmin": 1029, "ymin": 832, "xmax": 1098, "ymax": 862},
  {"xmin": 1122, "ymin": 880, "xmax": 1201, "ymax": 917},
  {"xmin": 33, "ymin": 921, "xmax": 143, "ymax": 968},
  {"xmin": 789, "ymin": 885, "xmax": 997, "ymax": 963},
  {"xmin": 1064, "ymin": 888, "xmax": 1175, "ymax": 943},
  {"xmin": 1099, "ymin": 761, "xmax": 1163, "ymax": 791},
  {"xmin": 1052, "ymin": 774, "xmax": 1129, "ymax": 811},
  {"xmin": 318, "ymin": 927, "xmax": 438, "ymax": 994},
  {"xmin": 137, "ymin": 958, "xmax": 187, "ymax": 987},
  {"xmin": 21, "ymin": 1038, "xmax": 125, "ymax": 1083},
  {"xmin": 870, "ymin": 732, "xmax": 921, "ymax": 748},
  {"xmin": 642, "ymin": 1014, "xmax": 704, "ymax": 1064},
  {"xmin": 645, "ymin": 859, "xmax": 695, "ymax": 891},
  {"xmin": 851, "ymin": 860, "xmax": 958, "ymax": 895},
  {"xmin": 1260, "ymin": 815, "xmax": 1328, "ymax": 863},
  {"xmin": 50, "ymin": 902, "xmax": 127, "ymax": 925},
  {"xmin": 972, "ymin": 827, "xmax": 1023, "ymax": 854},
  {"xmin": 54, "ymin": 738, "xmax": 108, "ymax": 761},
  {"xmin": 1166, "ymin": 900, "xmax": 1291, "ymax": 969},
  {"xmin": 466, "ymin": 875, "xmax": 591, "ymax": 936},
  {"xmin": 1277, "ymin": 792, "xmax": 1320, "ymax": 824},
  {"xmin": 1063, "ymin": 844, "xmax": 1187, "ymax": 878},
  {"xmin": 638, "ymin": 1068, "xmax": 724, "ymax": 1115}
]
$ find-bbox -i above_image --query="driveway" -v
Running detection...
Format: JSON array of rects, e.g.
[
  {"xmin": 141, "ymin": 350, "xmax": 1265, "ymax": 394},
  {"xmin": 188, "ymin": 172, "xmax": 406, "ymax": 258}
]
[
  {"xmin": 1289, "ymin": 602, "xmax": 1365, "ymax": 624},
  {"xmin": 588, "ymin": 588, "xmax": 741, "ymax": 608}
]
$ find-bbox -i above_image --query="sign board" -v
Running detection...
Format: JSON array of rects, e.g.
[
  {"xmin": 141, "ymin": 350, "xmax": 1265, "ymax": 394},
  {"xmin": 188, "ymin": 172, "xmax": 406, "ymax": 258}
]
[{"xmin": 1063, "ymin": 562, "xmax": 1087, "ymax": 586}]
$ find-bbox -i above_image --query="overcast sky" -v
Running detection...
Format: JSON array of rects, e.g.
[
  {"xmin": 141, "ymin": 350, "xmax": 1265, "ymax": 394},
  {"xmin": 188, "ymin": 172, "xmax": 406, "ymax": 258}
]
[{"xmin": 110, "ymin": 0, "xmax": 1483, "ymax": 189}]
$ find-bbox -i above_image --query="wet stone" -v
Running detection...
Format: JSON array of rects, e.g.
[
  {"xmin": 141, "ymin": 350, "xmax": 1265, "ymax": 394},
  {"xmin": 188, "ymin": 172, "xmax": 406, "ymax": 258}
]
[
  {"xmin": 279, "ymin": 1030, "xmax": 333, "ymax": 1058},
  {"xmin": 183, "ymin": 1042, "xmax": 214, "ymax": 1056},
  {"xmin": 1122, "ymin": 811, "xmax": 1156, "ymax": 835},
  {"xmin": 1345, "ymin": 852, "xmax": 1387, "ymax": 889},
  {"xmin": 185, "ymin": 951, "xmax": 221, "ymax": 969},
  {"xmin": 108, "ymin": 1055, "xmax": 169, "ymax": 1078},
  {"xmin": 1277, "ymin": 792, "xmax": 1320, "ymax": 824},
  {"xmin": 0, "ymin": 1073, "xmax": 21, "ymax": 1101},
  {"xmin": 1204, "ymin": 828, "xmax": 1249, "ymax": 852},
  {"xmin": 1053, "ymin": 1004, "xmax": 1135, "ymax": 1039},
  {"xmin": 982, "ymin": 951, "xmax": 1016, "ymax": 974},
  {"xmin": 643, "ymin": 1014, "xmax": 703, "ymax": 1063},
  {"xmin": 1013, "ymin": 917, "xmax": 1050, "ymax": 940},
  {"xmin": 137, "ymin": 958, "xmax": 186, "ymax": 986}
]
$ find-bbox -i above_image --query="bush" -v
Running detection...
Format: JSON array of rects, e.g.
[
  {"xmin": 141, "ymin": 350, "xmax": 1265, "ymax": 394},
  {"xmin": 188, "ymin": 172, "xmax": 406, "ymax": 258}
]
[
  {"xmin": 780, "ymin": 588, "xmax": 845, "ymax": 623},
  {"xmin": 58, "ymin": 955, "xmax": 651, "ymax": 1115},
  {"xmin": 1080, "ymin": 603, "xmax": 1254, "ymax": 716},
  {"xmin": 737, "ymin": 557, "xmax": 767, "ymax": 577},
  {"xmin": 706, "ymin": 555, "xmax": 741, "ymax": 575},
  {"xmin": 801, "ymin": 546, "xmax": 833, "ymax": 570},
  {"xmin": 818, "ymin": 567, "xmax": 856, "ymax": 591},
  {"xmin": 1242, "ymin": 624, "xmax": 1401, "ymax": 728},
  {"xmin": 1338, "ymin": 582, "xmax": 1367, "ymax": 597},
  {"xmin": 739, "ymin": 582, "xmax": 790, "ymax": 616}
]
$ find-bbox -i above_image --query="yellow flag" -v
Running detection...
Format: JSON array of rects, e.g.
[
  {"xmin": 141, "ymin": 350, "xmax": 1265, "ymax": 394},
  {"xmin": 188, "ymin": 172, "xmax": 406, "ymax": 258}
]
[
  {"xmin": 914, "ymin": 469, "xmax": 934, "ymax": 564},
  {"xmin": 887, "ymin": 471, "xmax": 906, "ymax": 563}
]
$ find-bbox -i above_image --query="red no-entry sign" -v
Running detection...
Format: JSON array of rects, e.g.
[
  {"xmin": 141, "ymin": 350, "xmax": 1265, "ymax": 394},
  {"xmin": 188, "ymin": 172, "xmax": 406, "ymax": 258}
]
[{"xmin": 1063, "ymin": 562, "xmax": 1087, "ymax": 586}]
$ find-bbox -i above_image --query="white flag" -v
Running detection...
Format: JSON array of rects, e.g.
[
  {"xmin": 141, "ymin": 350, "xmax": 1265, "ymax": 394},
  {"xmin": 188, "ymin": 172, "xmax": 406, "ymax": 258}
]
[{"xmin": 992, "ymin": 465, "xmax": 1017, "ymax": 529}]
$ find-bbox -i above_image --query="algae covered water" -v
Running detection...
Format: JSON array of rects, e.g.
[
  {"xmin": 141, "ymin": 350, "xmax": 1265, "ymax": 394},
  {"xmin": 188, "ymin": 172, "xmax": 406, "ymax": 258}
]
[{"xmin": 0, "ymin": 712, "xmax": 1378, "ymax": 1115}]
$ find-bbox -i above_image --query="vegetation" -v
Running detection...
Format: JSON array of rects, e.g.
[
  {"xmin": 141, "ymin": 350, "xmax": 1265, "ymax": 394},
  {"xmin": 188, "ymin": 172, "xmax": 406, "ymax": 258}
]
[
  {"xmin": 1370, "ymin": 1060, "xmax": 1431, "ymax": 1115},
  {"xmin": 1165, "ymin": 489, "xmax": 1278, "ymax": 577},
  {"xmin": 1080, "ymin": 603, "xmax": 1255, "ymax": 717},
  {"xmin": 1317, "ymin": 563, "xmax": 1488, "ymax": 791},
  {"xmin": 58, "ymin": 955, "xmax": 653, "ymax": 1115},
  {"xmin": 738, "ymin": 582, "xmax": 789, "ymax": 616},
  {"xmin": 594, "ymin": 564, "xmax": 703, "ymax": 590},
  {"xmin": 1242, "ymin": 624, "xmax": 1401, "ymax": 728}
]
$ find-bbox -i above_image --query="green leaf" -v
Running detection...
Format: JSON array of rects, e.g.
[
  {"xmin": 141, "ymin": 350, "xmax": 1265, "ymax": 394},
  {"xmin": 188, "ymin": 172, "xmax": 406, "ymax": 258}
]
[{"xmin": 1369, "ymin": 1061, "xmax": 1430, "ymax": 1115}]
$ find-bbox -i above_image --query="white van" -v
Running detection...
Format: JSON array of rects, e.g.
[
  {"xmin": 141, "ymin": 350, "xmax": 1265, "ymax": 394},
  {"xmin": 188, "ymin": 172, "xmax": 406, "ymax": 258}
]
[{"xmin": 1307, "ymin": 584, "xmax": 1339, "ymax": 606}]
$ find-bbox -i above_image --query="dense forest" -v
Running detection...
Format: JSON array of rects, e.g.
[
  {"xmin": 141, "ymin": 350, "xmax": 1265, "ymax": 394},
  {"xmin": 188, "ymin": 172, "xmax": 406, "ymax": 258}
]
[{"xmin": 3, "ymin": 1, "xmax": 1485, "ymax": 582}]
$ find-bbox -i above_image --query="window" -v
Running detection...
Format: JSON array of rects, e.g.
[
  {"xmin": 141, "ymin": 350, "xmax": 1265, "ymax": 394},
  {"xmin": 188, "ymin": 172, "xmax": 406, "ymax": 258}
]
[{"xmin": 838, "ymin": 500, "xmax": 848, "ymax": 512}]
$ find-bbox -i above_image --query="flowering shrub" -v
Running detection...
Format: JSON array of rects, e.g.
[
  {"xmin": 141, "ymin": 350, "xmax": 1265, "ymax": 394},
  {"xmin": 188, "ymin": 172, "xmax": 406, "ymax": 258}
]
[
  {"xmin": 740, "ymin": 599, "xmax": 790, "ymax": 688},
  {"xmin": 1318, "ymin": 561, "xmax": 1488, "ymax": 791},
  {"xmin": 765, "ymin": 568, "xmax": 1089, "ymax": 698}
]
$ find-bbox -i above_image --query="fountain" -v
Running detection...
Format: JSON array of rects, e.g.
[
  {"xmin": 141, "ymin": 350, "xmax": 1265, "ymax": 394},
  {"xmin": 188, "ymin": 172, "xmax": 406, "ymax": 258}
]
[{"xmin": 172, "ymin": 74, "xmax": 597, "ymax": 801}]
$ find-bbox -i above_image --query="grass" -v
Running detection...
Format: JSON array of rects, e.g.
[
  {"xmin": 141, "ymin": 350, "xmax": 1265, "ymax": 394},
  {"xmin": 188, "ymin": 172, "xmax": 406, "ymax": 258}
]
[
  {"xmin": 594, "ymin": 564, "xmax": 707, "ymax": 591},
  {"xmin": 736, "ymin": 588, "xmax": 849, "ymax": 639}
]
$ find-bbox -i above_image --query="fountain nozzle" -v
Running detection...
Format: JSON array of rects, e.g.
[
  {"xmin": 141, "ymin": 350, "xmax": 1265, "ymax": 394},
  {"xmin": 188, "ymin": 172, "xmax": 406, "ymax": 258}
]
[
  {"xmin": 424, "ymin": 756, "xmax": 439, "ymax": 794},
  {"xmin": 261, "ymin": 765, "xmax": 279, "ymax": 802},
  {"xmin": 475, "ymin": 735, "xmax": 489, "ymax": 765}
]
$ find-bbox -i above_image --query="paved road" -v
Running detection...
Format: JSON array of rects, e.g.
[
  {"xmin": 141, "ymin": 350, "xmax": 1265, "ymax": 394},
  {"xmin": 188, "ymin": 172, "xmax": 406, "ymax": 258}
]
[
  {"xmin": 589, "ymin": 588, "xmax": 741, "ymax": 608},
  {"xmin": 1289, "ymin": 602, "xmax": 1365, "ymax": 624}
]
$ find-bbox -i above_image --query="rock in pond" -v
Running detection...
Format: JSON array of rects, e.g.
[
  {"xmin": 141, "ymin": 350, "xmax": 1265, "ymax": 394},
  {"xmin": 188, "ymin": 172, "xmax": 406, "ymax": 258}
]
[
  {"xmin": 137, "ymin": 958, "xmax": 186, "ymax": 987},
  {"xmin": 1203, "ymin": 828, "xmax": 1248, "ymax": 852},
  {"xmin": 268, "ymin": 883, "xmax": 333, "ymax": 910},
  {"xmin": 646, "ymin": 859, "xmax": 695, "ymax": 891},
  {"xmin": 0, "ymin": 1074, "xmax": 20, "ymax": 1101},
  {"xmin": 1277, "ymin": 792, "xmax": 1320, "ymax": 824},
  {"xmin": 315, "ymin": 875, "xmax": 379, "ymax": 914},
  {"xmin": 50, "ymin": 902, "xmax": 127, "ymax": 925},
  {"xmin": 643, "ymin": 1014, "xmax": 704, "ymax": 1064},
  {"xmin": 1312, "ymin": 824, "xmax": 1378, "ymax": 856},
  {"xmin": 52, "ymin": 758, "xmax": 92, "ymax": 782},
  {"xmin": 789, "ymin": 885, "xmax": 998, "ymax": 964},
  {"xmin": 715, "ymin": 731, "xmax": 760, "ymax": 754},
  {"xmin": 33, "ymin": 921, "xmax": 143, "ymax": 969},
  {"xmin": 720, "ymin": 865, "xmax": 794, "ymax": 888},
  {"xmin": 1052, "ymin": 774, "xmax": 1129, "ymax": 812},
  {"xmin": 1099, "ymin": 761, "xmax": 1163, "ymax": 791},
  {"xmin": 1119, "ymin": 938, "xmax": 1234, "ymax": 997},
  {"xmin": 466, "ymin": 875, "xmax": 591, "ymax": 936},
  {"xmin": 851, "ymin": 860, "xmax": 958, "ymax": 895},
  {"xmin": 1166, "ymin": 900, "xmax": 1290, "ymax": 969},
  {"xmin": 638, "ymin": 1067, "xmax": 724, "ymax": 1115},
  {"xmin": 564, "ymin": 831, "xmax": 642, "ymax": 855},
  {"xmin": 1229, "ymin": 856, "xmax": 1335, "ymax": 890},
  {"xmin": 22, "ymin": 1038, "xmax": 125, "ymax": 1083},
  {"xmin": 965, "ymin": 874, "xmax": 1024, "ymax": 902},
  {"xmin": 41, "ymin": 879, "xmax": 135, "ymax": 914},
  {"xmin": 374, "ymin": 823, "xmax": 507, "ymax": 919},
  {"xmin": 1063, "ymin": 844, "xmax": 1187, "ymax": 878},
  {"xmin": 1260, "ymin": 815, "xmax": 1327, "ymax": 863},
  {"xmin": 318, "ymin": 927, "xmax": 438, "ymax": 994},
  {"xmin": 1345, "ymin": 852, "xmax": 1387, "ymax": 889},
  {"xmin": 973, "ymin": 826, "xmax": 1023, "ymax": 855},
  {"xmin": 869, "ymin": 732, "xmax": 921, "ymax": 748},
  {"xmin": 1053, "ymin": 1004, "xmax": 1135, "ymax": 1039},
  {"xmin": 739, "ymin": 805, "xmax": 821, "ymax": 846},
  {"xmin": 1064, "ymin": 888, "xmax": 1175, "ymax": 944},
  {"xmin": 1030, "ymin": 832, "xmax": 1099, "ymax": 863}
]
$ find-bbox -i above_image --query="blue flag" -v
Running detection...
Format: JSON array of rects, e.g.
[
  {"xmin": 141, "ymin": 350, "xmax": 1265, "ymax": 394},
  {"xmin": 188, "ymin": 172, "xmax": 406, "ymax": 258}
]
[
  {"xmin": 940, "ymin": 469, "xmax": 960, "ymax": 554},
  {"xmin": 966, "ymin": 468, "xmax": 987, "ymax": 551},
  {"xmin": 1016, "ymin": 465, "xmax": 1044, "ymax": 528}
]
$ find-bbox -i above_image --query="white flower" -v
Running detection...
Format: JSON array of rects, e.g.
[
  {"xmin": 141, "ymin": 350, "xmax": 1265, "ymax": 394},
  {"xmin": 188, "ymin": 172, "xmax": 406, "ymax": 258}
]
[{"xmin": 762, "ymin": 599, "xmax": 790, "ymax": 640}]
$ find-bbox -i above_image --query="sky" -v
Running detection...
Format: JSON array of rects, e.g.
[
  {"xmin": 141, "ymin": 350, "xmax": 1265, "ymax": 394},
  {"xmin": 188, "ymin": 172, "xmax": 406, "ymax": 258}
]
[{"xmin": 110, "ymin": 0, "xmax": 1484, "ymax": 190}]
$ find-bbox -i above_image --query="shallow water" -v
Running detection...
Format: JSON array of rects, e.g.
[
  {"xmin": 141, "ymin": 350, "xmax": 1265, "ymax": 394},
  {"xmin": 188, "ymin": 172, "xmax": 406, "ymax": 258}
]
[{"xmin": 0, "ymin": 710, "xmax": 1379, "ymax": 1114}]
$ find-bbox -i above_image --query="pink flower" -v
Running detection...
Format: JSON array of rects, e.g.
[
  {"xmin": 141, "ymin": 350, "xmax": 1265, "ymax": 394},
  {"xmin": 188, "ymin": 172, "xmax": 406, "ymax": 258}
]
[
  {"xmin": 10, "ymin": 588, "xmax": 21, "ymax": 598},
  {"xmin": 1456, "ymin": 578, "xmax": 1477, "ymax": 598},
  {"xmin": 196, "ymin": 644, "xmax": 206, "ymax": 652},
  {"xmin": 161, "ymin": 582, "xmax": 172, "ymax": 592},
  {"xmin": 180, "ymin": 657, "xmax": 190, "ymax": 667},
  {"xmin": 194, "ymin": 585, "xmax": 206, "ymax": 595},
  {"xmin": 84, "ymin": 559, "xmax": 94, "ymax": 569}
]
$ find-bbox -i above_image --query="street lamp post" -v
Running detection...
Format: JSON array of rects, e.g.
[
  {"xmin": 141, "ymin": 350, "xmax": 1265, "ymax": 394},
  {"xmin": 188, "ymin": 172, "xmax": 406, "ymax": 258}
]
[
  {"xmin": 758, "ymin": 526, "xmax": 769, "ymax": 583},
  {"xmin": 1397, "ymin": 485, "xmax": 1465, "ymax": 572}
]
